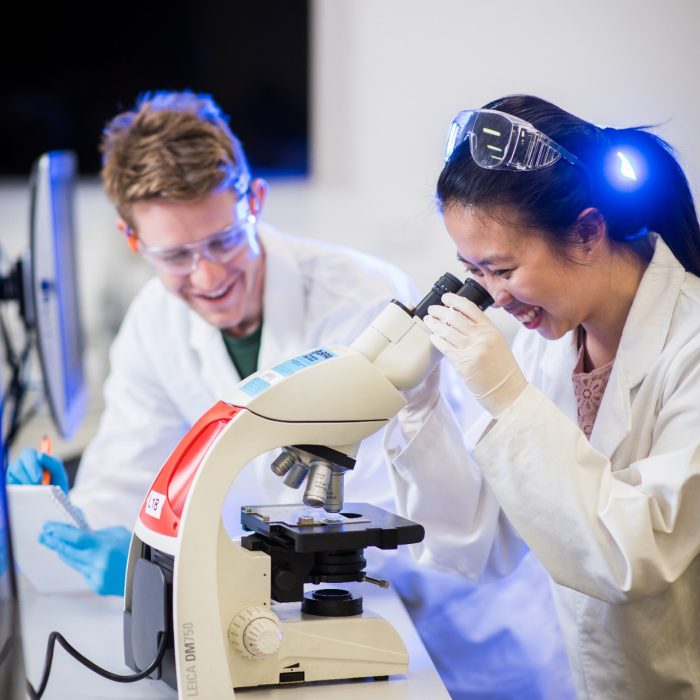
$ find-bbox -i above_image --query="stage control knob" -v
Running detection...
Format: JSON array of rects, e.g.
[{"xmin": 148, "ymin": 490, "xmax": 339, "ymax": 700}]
[{"xmin": 228, "ymin": 606, "xmax": 282, "ymax": 658}]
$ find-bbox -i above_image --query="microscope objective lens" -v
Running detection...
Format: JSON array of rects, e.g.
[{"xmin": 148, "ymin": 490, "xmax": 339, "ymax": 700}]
[{"xmin": 303, "ymin": 460, "xmax": 333, "ymax": 508}]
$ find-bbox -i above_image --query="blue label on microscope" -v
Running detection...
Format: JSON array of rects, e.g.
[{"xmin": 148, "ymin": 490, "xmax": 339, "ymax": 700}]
[
  {"xmin": 238, "ymin": 348, "xmax": 337, "ymax": 397},
  {"xmin": 272, "ymin": 348, "xmax": 337, "ymax": 376},
  {"xmin": 239, "ymin": 376, "xmax": 271, "ymax": 397}
]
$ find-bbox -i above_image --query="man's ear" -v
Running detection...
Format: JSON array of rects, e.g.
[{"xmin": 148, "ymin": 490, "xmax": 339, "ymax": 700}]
[
  {"xmin": 574, "ymin": 208, "xmax": 606, "ymax": 252},
  {"xmin": 117, "ymin": 217, "xmax": 139, "ymax": 252},
  {"xmin": 248, "ymin": 178, "xmax": 268, "ymax": 216}
]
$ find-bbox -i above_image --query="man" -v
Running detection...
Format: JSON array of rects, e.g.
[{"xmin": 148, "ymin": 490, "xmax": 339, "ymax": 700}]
[{"xmin": 9, "ymin": 91, "xmax": 573, "ymax": 698}]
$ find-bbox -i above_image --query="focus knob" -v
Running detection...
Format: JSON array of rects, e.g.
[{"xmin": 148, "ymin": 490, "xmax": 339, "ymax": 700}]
[{"xmin": 228, "ymin": 606, "xmax": 282, "ymax": 659}]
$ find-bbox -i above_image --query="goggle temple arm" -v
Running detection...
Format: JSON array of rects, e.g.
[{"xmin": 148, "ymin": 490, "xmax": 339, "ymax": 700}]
[{"xmin": 124, "ymin": 227, "xmax": 140, "ymax": 253}]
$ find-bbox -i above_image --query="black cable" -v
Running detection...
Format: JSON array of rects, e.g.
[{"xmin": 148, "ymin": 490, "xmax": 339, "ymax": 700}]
[
  {"xmin": 27, "ymin": 628, "xmax": 168, "ymax": 699},
  {"xmin": 4, "ymin": 334, "xmax": 33, "ymax": 450},
  {"xmin": 0, "ymin": 309, "xmax": 18, "ymax": 372}
]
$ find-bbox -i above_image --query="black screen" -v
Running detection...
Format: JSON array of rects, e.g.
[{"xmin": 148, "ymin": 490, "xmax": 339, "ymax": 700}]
[{"xmin": 0, "ymin": 1, "xmax": 310, "ymax": 178}]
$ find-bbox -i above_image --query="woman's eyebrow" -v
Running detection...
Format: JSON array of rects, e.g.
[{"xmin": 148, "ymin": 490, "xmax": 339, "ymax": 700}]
[{"xmin": 456, "ymin": 252, "xmax": 513, "ymax": 266}]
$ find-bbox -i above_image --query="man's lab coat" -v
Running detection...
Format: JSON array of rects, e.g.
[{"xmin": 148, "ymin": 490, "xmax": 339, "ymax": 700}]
[
  {"xmin": 72, "ymin": 225, "xmax": 574, "ymax": 699},
  {"xmin": 388, "ymin": 236, "xmax": 700, "ymax": 699}
]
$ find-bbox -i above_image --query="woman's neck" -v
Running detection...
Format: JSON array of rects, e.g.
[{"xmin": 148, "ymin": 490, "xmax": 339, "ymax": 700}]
[{"xmin": 580, "ymin": 248, "xmax": 648, "ymax": 370}]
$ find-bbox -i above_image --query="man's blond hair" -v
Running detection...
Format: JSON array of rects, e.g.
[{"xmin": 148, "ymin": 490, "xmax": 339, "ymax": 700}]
[{"xmin": 100, "ymin": 91, "xmax": 250, "ymax": 227}]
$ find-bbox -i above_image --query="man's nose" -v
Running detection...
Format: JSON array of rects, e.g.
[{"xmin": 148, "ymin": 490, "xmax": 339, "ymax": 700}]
[{"xmin": 189, "ymin": 252, "xmax": 227, "ymax": 285}]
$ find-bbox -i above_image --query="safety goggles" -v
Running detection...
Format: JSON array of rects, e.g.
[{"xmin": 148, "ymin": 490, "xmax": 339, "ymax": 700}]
[
  {"xmin": 444, "ymin": 109, "xmax": 584, "ymax": 172},
  {"xmin": 131, "ymin": 200, "xmax": 259, "ymax": 276}
]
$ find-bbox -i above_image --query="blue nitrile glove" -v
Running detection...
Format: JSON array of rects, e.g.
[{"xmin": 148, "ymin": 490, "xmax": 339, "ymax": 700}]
[
  {"xmin": 6, "ymin": 448, "xmax": 69, "ymax": 493},
  {"xmin": 38, "ymin": 523, "xmax": 131, "ymax": 596}
]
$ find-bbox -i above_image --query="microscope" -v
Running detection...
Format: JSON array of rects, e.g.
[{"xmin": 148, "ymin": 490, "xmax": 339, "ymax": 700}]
[{"xmin": 123, "ymin": 274, "xmax": 493, "ymax": 698}]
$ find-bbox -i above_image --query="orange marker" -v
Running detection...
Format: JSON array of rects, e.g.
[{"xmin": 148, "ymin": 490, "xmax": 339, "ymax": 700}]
[{"xmin": 39, "ymin": 434, "xmax": 53, "ymax": 485}]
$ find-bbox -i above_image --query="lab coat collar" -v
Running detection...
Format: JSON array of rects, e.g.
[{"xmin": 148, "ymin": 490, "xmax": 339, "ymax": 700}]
[
  {"xmin": 256, "ymin": 224, "xmax": 306, "ymax": 369},
  {"xmin": 187, "ymin": 223, "xmax": 306, "ymax": 401},
  {"xmin": 188, "ymin": 311, "xmax": 240, "ymax": 400},
  {"xmin": 590, "ymin": 235, "xmax": 684, "ymax": 456},
  {"xmin": 614, "ymin": 236, "xmax": 683, "ymax": 389},
  {"xmin": 537, "ymin": 330, "xmax": 579, "ymax": 423}
]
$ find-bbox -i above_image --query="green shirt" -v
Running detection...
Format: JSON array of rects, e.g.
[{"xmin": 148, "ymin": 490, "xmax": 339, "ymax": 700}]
[{"xmin": 221, "ymin": 324, "xmax": 262, "ymax": 380}]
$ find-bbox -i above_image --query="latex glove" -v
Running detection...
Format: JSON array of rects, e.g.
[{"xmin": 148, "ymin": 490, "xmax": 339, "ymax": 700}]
[
  {"xmin": 38, "ymin": 523, "xmax": 131, "ymax": 596},
  {"xmin": 6, "ymin": 448, "xmax": 69, "ymax": 493},
  {"xmin": 424, "ymin": 292, "xmax": 527, "ymax": 417}
]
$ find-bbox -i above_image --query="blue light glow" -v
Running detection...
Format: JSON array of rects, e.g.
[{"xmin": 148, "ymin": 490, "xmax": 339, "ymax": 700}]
[
  {"xmin": 604, "ymin": 146, "xmax": 646, "ymax": 191},
  {"xmin": 616, "ymin": 151, "xmax": 637, "ymax": 181}
]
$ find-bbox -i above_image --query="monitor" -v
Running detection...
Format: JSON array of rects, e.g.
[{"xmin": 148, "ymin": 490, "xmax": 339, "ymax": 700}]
[{"xmin": 29, "ymin": 151, "xmax": 87, "ymax": 439}]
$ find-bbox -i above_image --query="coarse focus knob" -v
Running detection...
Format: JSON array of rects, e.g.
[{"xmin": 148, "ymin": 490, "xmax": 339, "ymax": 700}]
[{"xmin": 228, "ymin": 606, "xmax": 282, "ymax": 659}]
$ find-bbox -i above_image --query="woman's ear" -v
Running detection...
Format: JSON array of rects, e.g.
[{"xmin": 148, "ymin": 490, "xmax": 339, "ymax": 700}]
[
  {"xmin": 248, "ymin": 178, "xmax": 268, "ymax": 216},
  {"xmin": 574, "ymin": 208, "xmax": 606, "ymax": 253}
]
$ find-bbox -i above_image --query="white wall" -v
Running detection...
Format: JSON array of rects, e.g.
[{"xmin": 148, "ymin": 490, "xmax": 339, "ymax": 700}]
[
  {"xmin": 303, "ymin": 0, "xmax": 700, "ymax": 285},
  {"xmin": 3, "ymin": 0, "xmax": 699, "ymax": 458}
]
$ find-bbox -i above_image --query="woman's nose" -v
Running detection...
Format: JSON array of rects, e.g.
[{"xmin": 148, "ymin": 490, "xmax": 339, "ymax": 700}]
[{"xmin": 487, "ymin": 280, "xmax": 513, "ymax": 308}]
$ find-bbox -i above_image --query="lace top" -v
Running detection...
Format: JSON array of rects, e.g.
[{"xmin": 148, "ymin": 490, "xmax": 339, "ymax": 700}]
[{"xmin": 571, "ymin": 333, "xmax": 614, "ymax": 440}]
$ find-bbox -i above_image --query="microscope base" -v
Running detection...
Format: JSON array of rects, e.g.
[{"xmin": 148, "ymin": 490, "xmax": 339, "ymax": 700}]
[{"xmin": 229, "ymin": 602, "xmax": 408, "ymax": 688}]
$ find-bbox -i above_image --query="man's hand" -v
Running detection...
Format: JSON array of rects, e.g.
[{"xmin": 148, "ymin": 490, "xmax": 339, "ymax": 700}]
[
  {"xmin": 7, "ymin": 448, "xmax": 69, "ymax": 493},
  {"xmin": 39, "ymin": 524, "xmax": 131, "ymax": 596}
]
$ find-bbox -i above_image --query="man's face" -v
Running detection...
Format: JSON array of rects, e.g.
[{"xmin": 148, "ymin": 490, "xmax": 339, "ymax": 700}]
[{"xmin": 127, "ymin": 188, "xmax": 265, "ymax": 336}]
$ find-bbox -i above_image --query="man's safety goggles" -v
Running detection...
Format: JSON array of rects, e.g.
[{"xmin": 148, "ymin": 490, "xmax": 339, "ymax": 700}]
[
  {"xmin": 129, "ymin": 200, "xmax": 258, "ymax": 276},
  {"xmin": 444, "ymin": 109, "xmax": 584, "ymax": 172}
]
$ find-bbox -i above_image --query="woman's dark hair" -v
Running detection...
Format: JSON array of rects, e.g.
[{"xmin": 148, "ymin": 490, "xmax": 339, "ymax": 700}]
[{"xmin": 436, "ymin": 95, "xmax": 700, "ymax": 275}]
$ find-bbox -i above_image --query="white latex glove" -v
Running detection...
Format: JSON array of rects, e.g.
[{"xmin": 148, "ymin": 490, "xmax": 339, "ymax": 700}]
[{"xmin": 423, "ymin": 292, "xmax": 527, "ymax": 417}]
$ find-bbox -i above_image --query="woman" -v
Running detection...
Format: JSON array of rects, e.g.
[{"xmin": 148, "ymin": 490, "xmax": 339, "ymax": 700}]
[{"xmin": 387, "ymin": 95, "xmax": 700, "ymax": 699}]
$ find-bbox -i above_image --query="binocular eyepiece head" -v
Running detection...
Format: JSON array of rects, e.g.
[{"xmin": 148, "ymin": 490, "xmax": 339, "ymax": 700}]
[{"xmin": 413, "ymin": 273, "xmax": 494, "ymax": 319}]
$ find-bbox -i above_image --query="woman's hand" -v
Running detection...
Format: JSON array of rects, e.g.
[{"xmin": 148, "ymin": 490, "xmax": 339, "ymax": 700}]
[{"xmin": 424, "ymin": 292, "xmax": 527, "ymax": 417}]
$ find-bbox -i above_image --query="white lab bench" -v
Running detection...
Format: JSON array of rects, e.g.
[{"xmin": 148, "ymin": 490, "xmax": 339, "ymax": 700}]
[{"xmin": 18, "ymin": 575, "xmax": 449, "ymax": 700}]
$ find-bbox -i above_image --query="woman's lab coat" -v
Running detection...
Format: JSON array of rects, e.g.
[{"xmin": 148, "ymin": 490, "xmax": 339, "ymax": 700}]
[
  {"xmin": 387, "ymin": 236, "xmax": 700, "ymax": 699},
  {"xmin": 70, "ymin": 224, "xmax": 575, "ymax": 698}
]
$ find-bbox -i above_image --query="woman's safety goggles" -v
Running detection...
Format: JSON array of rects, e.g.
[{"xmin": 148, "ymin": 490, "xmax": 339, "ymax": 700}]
[{"xmin": 444, "ymin": 109, "xmax": 584, "ymax": 172}]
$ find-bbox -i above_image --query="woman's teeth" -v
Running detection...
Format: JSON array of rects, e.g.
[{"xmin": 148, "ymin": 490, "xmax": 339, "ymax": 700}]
[{"xmin": 514, "ymin": 306, "xmax": 541, "ymax": 324}]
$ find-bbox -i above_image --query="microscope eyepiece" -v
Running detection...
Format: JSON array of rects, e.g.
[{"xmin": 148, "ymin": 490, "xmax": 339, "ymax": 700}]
[
  {"xmin": 413, "ymin": 273, "xmax": 493, "ymax": 318},
  {"xmin": 412, "ymin": 273, "xmax": 463, "ymax": 318},
  {"xmin": 456, "ymin": 277, "xmax": 494, "ymax": 311}
]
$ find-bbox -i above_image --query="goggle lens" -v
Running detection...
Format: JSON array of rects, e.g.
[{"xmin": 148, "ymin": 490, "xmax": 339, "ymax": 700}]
[
  {"xmin": 140, "ymin": 221, "xmax": 252, "ymax": 275},
  {"xmin": 444, "ymin": 109, "xmax": 581, "ymax": 174},
  {"xmin": 470, "ymin": 112, "xmax": 512, "ymax": 168}
]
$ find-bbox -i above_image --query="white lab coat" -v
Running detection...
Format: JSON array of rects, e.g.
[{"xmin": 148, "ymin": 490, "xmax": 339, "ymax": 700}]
[
  {"xmin": 387, "ymin": 236, "xmax": 700, "ymax": 699},
  {"xmin": 72, "ymin": 225, "xmax": 418, "ymax": 529},
  {"xmin": 72, "ymin": 224, "xmax": 574, "ymax": 699}
]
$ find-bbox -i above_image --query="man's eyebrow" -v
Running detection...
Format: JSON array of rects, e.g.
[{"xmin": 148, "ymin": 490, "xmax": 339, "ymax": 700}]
[{"xmin": 456, "ymin": 252, "xmax": 513, "ymax": 266}]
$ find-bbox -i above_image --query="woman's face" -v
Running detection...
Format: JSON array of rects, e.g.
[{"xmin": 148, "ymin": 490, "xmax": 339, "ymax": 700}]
[{"xmin": 443, "ymin": 204, "xmax": 592, "ymax": 340}]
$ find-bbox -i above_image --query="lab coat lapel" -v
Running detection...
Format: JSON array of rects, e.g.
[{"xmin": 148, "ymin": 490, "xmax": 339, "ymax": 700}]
[
  {"xmin": 187, "ymin": 226, "xmax": 306, "ymax": 404},
  {"xmin": 589, "ymin": 237, "xmax": 683, "ymax": 457},
  {"xmin": 189, "ymin": 313, "xmax": 242, "ymax": 400},
  {"xmin": 536, "ymin": 331, "xmax": 579, "ymax": 423},
  {"xmin": 257, "ymin": 226, "xmax": 306, "ymax": 369}
]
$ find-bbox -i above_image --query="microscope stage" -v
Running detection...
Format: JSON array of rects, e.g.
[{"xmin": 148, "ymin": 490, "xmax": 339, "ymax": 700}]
[{"xmin": 240, "ymin": 502, "xmax": 424, "ymax": 552}]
